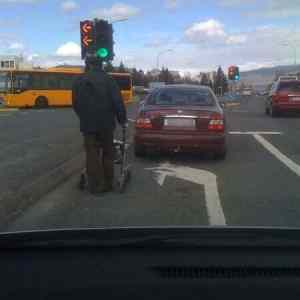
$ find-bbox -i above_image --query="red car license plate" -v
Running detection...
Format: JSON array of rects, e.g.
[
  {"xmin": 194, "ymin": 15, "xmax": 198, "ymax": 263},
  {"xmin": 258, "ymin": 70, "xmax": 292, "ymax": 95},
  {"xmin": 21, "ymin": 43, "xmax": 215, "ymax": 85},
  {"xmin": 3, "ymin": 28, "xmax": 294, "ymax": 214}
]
[
  {"xmin": 292, "ymin": 97, "xmax": 300, "ymax": 101},
  {"xmin": 164, "ymin": 118, "xmax": 195, "ymax": 127}
]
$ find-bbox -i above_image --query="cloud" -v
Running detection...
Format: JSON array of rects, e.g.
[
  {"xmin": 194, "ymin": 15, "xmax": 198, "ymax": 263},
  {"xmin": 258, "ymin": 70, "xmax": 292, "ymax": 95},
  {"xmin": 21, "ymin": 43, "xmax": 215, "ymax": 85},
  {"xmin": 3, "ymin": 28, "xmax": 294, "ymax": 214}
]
[
  {"xmin": 144, "ymin": 33, "xmax": 174, "ymax": 48},
  {"xmin": 184, "ymin": 19, "xmax": 247, "ymax": 45},
  {"xmin": 260, "ymin": 0, "xmax": 300, "ymax": 18},
  {"xmin": 92, "ymin": 3, "xmax": 140, "ymax": 22},
  {"xmin": 226, "ymin": 34, "xmax": 247, "ymax": 45},
  {"xmin": 28, "ymin": 53, "xmax": 83, "ymax": 68},
  {"xmin": 27, "ymin": 53, "xmax": 39, "ymax": 61},
  {"xmin": 219, "ymin": 0, "xmax": 254, "ymax": 6},
  {"xmin": 0, "ymin": 0, "xmax": 42, "ymax": 3},
  {"xmin": 61, "ymin": 0, "xmax": 78, "ymax": 13},
  {"xmin": 9, "ymin": 42, "xmax": 24, "ymax": 50},
  {"xmin": 220, "ymin": 0, "xmax": 300, "ymax": 18},
  {"xmin": 55, "ymin": 42, "xmax": 80, "ymax": 57},
  {"xmin": 185, "ymin": 19, "xmax": 226, "ymax": 42},
  {"xmin": 166, "ymin": 0, "xmax": 179, "ymax": 9}
]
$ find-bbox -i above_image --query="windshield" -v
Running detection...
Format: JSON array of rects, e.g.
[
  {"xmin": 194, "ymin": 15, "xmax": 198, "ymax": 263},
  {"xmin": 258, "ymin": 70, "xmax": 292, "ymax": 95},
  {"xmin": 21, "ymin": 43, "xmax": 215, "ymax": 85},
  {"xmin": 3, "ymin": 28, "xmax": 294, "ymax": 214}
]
[
  {"xmin": 278, "ymin": 82, "xmax": 300, "ymax": 93},
  {"xmin": 1, "ymin": 0, "xmax": 300, "ymax": 237},
  {"xmin": 150, "ymin": 88, "xmax": 215, "ymax": 106}
]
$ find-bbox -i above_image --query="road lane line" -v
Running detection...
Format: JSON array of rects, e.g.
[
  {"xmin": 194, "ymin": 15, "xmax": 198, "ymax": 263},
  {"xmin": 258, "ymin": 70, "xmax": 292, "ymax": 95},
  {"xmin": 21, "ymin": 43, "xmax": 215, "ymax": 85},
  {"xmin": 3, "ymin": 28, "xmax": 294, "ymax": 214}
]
[
  {"xmin": 128, "ymin": 118, "xmax": 135, "ymax": 122},
  {"xmin": 253, "ymin": 134, "xmax": 300, "ymax": 177},
  {"xmin": 229, "ymin": 131, "xmax": 282, "ymax": 135}
]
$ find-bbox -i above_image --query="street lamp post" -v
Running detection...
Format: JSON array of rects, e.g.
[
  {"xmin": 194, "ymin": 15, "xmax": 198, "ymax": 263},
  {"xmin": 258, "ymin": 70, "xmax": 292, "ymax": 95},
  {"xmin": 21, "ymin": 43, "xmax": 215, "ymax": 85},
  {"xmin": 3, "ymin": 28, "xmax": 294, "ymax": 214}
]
[{"xmin": 156, "ymin": 49, "xmax": 173, "ymax": 70}]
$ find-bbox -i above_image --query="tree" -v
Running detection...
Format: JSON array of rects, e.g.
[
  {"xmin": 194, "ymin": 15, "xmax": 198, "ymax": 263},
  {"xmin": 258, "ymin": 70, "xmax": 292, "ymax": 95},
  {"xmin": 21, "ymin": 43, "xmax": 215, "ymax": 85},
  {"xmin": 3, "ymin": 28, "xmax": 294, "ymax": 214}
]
[
  {"xmin": 158, "ymin": 68, "xmax": 174, "ymax": 84},
  {"xmin": 118, "ymin": 61, "xmax": 126, "ymax": 73},
  {"xmin": 199, "ymin": 73, "xmax": 211, "ymax": 86},
  {"xmin": 214, "ymin": 66, "xmax": 228, "ymax": 96},
  {"xmin": 131, "ymin": 68, "xmax": 146, "ymax": 86}
]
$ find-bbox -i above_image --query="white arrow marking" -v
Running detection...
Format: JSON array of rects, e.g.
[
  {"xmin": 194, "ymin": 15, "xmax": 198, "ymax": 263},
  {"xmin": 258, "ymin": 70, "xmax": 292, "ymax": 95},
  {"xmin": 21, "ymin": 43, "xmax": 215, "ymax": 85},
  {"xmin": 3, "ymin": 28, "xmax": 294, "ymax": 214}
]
[{"xmin": 147, "ymin": 163, "xmax": 226, "ymax": 226}]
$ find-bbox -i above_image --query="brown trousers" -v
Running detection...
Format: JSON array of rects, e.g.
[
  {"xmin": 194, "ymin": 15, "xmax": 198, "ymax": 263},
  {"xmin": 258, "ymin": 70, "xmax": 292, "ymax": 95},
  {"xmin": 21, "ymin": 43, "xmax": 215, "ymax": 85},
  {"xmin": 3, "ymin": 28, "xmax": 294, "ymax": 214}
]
[{"xmin": 84, "ymin": 132, "xmax": 114, "ymax": 193}]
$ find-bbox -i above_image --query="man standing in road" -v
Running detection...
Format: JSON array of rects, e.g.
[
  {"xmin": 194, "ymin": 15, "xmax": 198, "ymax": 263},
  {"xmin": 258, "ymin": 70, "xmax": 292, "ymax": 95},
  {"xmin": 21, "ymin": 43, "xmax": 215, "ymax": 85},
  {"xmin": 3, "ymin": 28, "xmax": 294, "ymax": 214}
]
[{"xmin": 72, "ymin": 58, "xmax": 127, "ymax": 195}]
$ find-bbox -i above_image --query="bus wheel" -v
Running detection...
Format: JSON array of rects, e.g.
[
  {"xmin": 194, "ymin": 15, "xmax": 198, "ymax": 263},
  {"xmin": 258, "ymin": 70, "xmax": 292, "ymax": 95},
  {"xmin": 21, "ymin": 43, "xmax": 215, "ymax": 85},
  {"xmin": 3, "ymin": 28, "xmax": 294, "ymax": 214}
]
[{"xmin": 35, "ymin": 96, "xmax": 48, "ymax": 109}]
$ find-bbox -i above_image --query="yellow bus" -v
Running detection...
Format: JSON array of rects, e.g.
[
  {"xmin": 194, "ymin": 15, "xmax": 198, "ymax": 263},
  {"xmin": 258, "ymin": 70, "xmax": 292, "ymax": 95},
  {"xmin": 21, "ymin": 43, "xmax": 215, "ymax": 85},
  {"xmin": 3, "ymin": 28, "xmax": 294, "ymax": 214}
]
[{"xmin": 0, "ymin": 68, "xmax": 133, "ymax": 108}]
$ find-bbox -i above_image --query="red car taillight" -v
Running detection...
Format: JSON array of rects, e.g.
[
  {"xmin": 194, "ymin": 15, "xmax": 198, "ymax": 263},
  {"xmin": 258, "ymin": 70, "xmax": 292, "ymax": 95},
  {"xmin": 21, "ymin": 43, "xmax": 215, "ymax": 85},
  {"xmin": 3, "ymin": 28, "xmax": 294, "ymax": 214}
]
[
  {"xmin": 208, "ymin": 113, "xmax": 224, "ymax": 132},
  {"xmin": 135, "ymin": 117, "xmax": 153, "ymax": 129}
]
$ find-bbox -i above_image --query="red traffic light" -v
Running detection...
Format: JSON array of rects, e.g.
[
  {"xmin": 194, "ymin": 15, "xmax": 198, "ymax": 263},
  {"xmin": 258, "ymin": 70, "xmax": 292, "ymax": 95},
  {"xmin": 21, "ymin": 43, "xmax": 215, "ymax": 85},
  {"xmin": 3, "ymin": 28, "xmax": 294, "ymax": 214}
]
[
  {"xmin": 80, "ymin": 20, "xmax": 94, "ymax": 59},
  {"xmin": 81, "ymin": 21, "xmax": 93, "ymax": 47},
  {"xmin": 82, "ymin": 22, "xmax": 92, "ymax": 34}
]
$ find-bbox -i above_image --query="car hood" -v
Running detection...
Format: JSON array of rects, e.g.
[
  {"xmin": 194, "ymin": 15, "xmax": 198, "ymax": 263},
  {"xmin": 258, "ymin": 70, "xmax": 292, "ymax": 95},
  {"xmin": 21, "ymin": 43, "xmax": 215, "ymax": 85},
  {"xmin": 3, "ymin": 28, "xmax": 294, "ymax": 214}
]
[{"xmin": 0, "ymin": 227, "xmax": 300, "ymax": 248}]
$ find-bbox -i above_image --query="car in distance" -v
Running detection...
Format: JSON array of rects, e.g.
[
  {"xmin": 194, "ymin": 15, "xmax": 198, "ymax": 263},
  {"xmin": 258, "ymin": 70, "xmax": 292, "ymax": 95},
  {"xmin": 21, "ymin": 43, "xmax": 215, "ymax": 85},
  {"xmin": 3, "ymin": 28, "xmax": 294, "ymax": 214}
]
[
  {"xmin": 241, "ymin": 88, "xmax": 253, "ymax": 97},
  {"xmin": 266, "ymin": 80, "xmax": 300, "ymax": 117},
  {"xmin": 134, "ymin": 85, "xmax": 226, "ymax": 159}
]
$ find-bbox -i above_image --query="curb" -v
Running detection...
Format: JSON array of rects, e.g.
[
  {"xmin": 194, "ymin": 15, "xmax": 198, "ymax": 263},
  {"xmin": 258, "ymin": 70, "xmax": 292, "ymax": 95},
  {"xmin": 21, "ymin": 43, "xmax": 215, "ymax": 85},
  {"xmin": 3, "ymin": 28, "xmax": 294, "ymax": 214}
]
[
  {"xmin": 0, "ymin": 108, "xmax": 19, "ymax": 112},
  {"xmin": 0, "ymin": 152, "xmax": 85, "ymax": 229},
  {"xmin": 225, "ymin": 102, "xmax": 241, "ymax": 108}
]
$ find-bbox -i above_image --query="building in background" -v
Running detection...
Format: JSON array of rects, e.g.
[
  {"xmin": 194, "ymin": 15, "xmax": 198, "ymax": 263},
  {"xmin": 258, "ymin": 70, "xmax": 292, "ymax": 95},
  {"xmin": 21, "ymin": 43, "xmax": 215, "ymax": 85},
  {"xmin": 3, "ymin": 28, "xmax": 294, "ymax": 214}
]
[{"xmin": 0, "ymin": 55, "xmax": 33, "ymax": 70}]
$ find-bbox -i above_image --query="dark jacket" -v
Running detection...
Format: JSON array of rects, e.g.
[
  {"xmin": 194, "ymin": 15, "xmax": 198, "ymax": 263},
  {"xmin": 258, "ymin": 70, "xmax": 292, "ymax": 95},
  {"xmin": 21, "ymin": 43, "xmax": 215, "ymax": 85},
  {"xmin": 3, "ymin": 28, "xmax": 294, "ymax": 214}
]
[{"xmin": 72, "ymin": 70, "xmax": 127, "ymax": 133}]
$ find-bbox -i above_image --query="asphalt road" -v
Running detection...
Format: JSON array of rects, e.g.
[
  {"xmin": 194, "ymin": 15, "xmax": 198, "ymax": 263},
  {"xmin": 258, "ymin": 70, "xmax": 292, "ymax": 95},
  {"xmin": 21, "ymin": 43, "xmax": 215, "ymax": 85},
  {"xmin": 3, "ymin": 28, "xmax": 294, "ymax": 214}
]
[
  {"xmin": 0, "ymin": 108, "xmax": 82, "ymax": 205},
  {"xmin": 4, "ymin": 95, "xmax": 300, "ymax": 231}
]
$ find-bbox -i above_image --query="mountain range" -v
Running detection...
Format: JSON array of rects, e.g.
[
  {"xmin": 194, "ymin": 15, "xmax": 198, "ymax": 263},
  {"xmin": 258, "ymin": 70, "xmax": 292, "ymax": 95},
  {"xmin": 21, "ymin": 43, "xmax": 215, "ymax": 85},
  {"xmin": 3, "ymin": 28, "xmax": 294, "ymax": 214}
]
[{"xmin": 240, "ymin": 64, "xmax": 300, "ymax": 88}]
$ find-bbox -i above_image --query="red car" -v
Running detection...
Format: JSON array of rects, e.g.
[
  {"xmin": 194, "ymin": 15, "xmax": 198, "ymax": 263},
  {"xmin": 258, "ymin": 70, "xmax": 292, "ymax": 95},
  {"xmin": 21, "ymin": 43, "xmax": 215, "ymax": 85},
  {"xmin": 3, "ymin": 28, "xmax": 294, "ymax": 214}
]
[
  {"xmin": 134, "ymin": 85, "xmax": 226, "ymax": 159},
  {"xmin": 266, "ymin": 80, "xmax": 300, "ymax": 117}
]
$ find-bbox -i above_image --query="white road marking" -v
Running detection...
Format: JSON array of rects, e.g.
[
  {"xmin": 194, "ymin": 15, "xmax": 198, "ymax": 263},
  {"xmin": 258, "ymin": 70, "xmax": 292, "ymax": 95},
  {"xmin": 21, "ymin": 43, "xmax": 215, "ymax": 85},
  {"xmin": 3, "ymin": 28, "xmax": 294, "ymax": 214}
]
[
  {"xmin": 229, "ymin": 131, "xmax": 282, "ymax": 135},
  {"xmin": 231, "ymin": 110, "xmax": 249, "ymax": 113},
  {"xmin": 253, "ymin": 134, "xmax": 300, "ymax": 177},
  {"xmin": 147, "ymin": 163, "xmax": 226, "ymax": 226},
  {"xmin": 128, "ymin": 118, "xmax": 135, "ymax": 122}
]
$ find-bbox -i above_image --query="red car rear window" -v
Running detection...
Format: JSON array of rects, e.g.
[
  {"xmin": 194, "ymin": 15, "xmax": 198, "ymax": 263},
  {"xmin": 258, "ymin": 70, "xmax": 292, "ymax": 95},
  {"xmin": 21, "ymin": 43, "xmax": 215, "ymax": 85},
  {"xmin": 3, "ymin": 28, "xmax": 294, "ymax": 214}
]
[
  {"xmin": 278, "ymin": 81, "xmax": 300, "ymax": 93},
  {"xmin": 148, "ymin": 88, "xmax": 215, "ymax": 106}
]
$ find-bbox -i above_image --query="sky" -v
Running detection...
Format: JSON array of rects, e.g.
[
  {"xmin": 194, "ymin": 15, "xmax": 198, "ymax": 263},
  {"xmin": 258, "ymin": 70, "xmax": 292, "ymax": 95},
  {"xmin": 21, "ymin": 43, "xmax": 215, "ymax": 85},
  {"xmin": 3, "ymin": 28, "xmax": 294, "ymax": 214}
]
[{"xmin": 0, "ymin": 0, "xmax": 300, "ymax": 74}]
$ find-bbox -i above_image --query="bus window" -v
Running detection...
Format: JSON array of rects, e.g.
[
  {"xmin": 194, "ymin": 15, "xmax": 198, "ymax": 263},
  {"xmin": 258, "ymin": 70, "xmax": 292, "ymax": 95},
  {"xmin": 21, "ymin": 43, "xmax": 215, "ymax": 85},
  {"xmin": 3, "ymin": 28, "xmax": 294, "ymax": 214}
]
[
  {"xmin": 14, "ymin": 73, "xmax": 31, "ymax": 92},
  {"xmin": 113, "ymin": 75, "xmax": 131, "ymax": 91},
  {"xmin": 57, "ymin": 73, "xmax": 79, "ymax": 90},
  {"xmin": 47, "ymin": 73, "xmax": 59, "ymax": 89},
  {"xmin": 0, "ymin": 72, "xmax": 8, "ymax": 92},
  {"xmin": 32, "ymin": 73, "xmax": 59, "ymax": 90}
]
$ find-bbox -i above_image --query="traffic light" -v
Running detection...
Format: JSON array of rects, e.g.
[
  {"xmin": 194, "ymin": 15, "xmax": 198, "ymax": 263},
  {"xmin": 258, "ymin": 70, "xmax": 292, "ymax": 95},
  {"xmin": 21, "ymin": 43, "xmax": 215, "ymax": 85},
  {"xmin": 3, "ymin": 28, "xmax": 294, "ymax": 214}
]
[
  {"xmin": 235, "ymin": 67, "xmax": 240, "ymax": 81},
  {"xmin": 228, "ymin": 66, "xmax": 240, "ymax": 81},
  {"xmin": 228, "ymin": 66, "xmax": 235, "ymax": 80},
  {"xmin": 80, "ymin": 19, "xmax": 114, "ymax": 61},
  {"xmin": 94, "ymin": 19, "xmax": 114, "ymax": 61},
  {"xmin": 80, "ymin": 20, "xmax": 94, "ymax": 59}
]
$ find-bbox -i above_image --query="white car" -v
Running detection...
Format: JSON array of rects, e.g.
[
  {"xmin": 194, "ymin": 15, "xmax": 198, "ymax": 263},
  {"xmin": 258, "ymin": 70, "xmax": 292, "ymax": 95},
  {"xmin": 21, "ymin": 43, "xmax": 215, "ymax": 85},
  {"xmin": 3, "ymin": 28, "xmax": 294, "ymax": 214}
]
[{"xmin": 242, "ymin": 89, "xmax": 252, "ymax": 96}]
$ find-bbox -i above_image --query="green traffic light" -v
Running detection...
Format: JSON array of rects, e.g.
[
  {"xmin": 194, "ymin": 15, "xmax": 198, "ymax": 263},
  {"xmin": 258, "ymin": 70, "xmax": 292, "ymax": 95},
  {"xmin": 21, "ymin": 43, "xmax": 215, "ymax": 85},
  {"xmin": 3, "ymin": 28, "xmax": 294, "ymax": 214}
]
[{"xmin": 96, "ymin": 48, "xmax": 109, "ymax": 58}]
